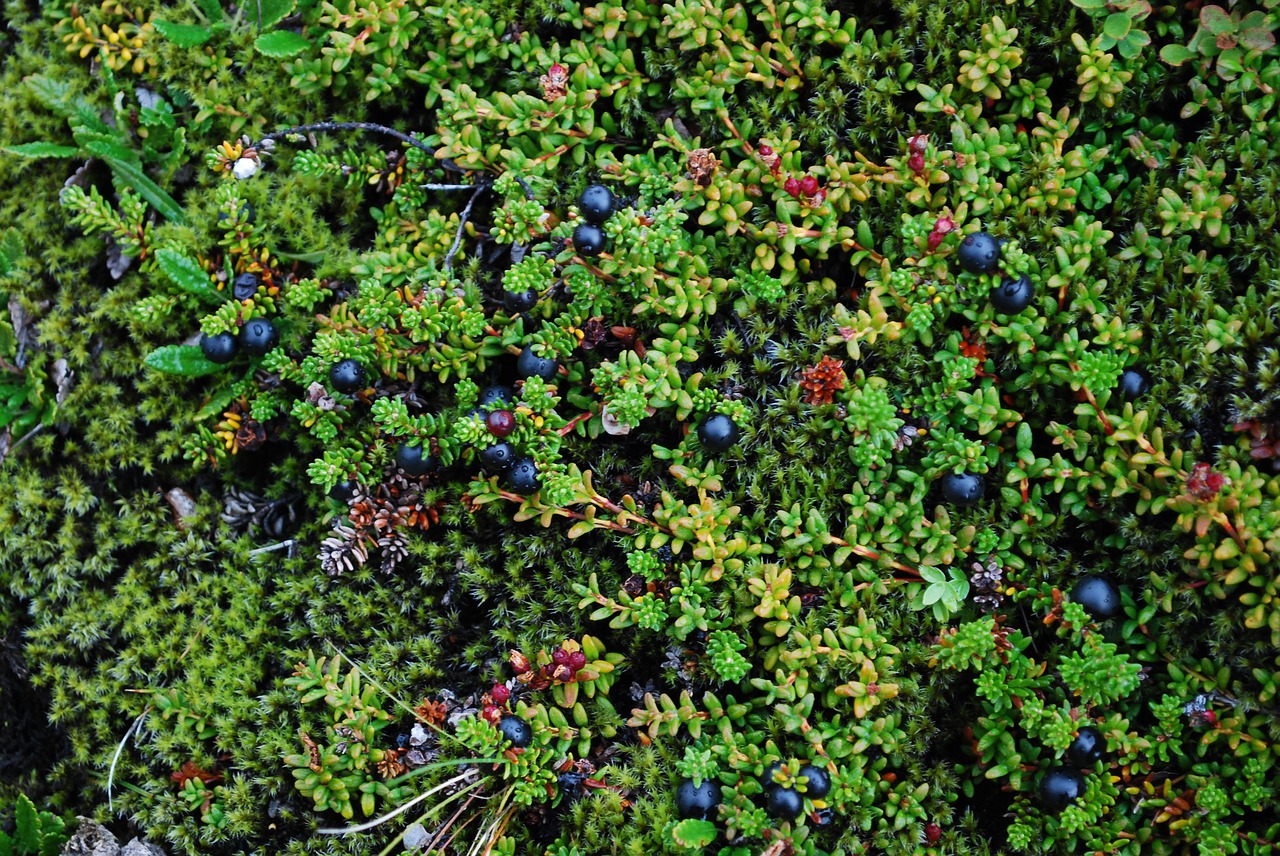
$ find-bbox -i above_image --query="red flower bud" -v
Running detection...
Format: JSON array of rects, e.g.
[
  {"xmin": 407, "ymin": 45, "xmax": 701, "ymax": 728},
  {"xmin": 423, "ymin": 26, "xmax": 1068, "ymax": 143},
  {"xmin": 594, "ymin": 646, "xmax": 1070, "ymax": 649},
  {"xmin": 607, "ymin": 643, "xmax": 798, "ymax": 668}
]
[
  {"xmin": 925, "ymin": 822, "xmax": 942, "ymax": 845},
  {"xmin": 491, "ymin": 684, "xmax": 511, "ymax": 704},
  {"xmin": 568, "ymin": 650, "xmax": 587, "ymax": 671},
  {"xmin": 809, "ymin": 188, "xmax": 826, "ymax": 205},
  {"xmin": 932, "ymin": 216, "xmax": 955, "ymax": 235},
  {"xmin": 549, "ymin": 63, "xmax": 567, "ymax": 78},
  {"xmin": 799, "ymin": 175, "xmax": 819, "ymax": 196},
  {"xmin": 757, "ymin": 144, "xmax": 773, "ymax": 157},
  {"xmin": 552, "ymin": 648, "xmax": 571, "ymax": 666},
  {"xmin": 908, "ymin": 152, "xmax": 925, "ymax": 174},
  {"xmin": 927, "ymin": 230, "xmax": 945, "ymax": 252},
  {"xmin": 784, "ymin": 177, "xmax": 801, "ymax": 198},
  {"xmin": 509, "ymin": 650, "xmax": 532, "ymax": 675},
  {"xmin": 908, "ymin": 134, "xmax": 929, "ymax": 155}
]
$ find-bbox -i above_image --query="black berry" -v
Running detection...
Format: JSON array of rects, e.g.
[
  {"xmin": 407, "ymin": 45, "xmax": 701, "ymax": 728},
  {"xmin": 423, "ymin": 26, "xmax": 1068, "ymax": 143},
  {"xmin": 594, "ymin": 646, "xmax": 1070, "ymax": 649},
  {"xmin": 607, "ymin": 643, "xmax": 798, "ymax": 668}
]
[
  {"xmin": 956, "ymin": 231, "xmax": 1001, "ymax": 274},
  {"xmin": 395, "ymin": 443, "xmax": 437, "ymax": 477},
  {"xmin": 1070, "ymin": 576, "xmax": 1120, "ymax": 621},
  {"xmin": 761, "ymin": 762, "xmax": 783, "ymax": 788},
  {"xmin": 989, "ymin": 273, "xmax": 1034, "ymax": 315},
  {"xmin": 238, "ymin": 318, "xmax": 279, "ymax": 356},
  {"xmin": 497, "ymin": 714, "xmax": 532, "ymax": 748},
  {"xmin": 479, "ymin": 385, "xmax": 516, "ymax": 408},
  {"xmin": 504, "ymin": 288, "xmax": 539, "ymax": 313},
  {"xmin": 1038, "ymin": 767, "xmax": 1085, "ymax": 814},
  {"xmin": 328, "ymin": 480, "xmax": 357, "ymax": 503},
  {"xmin": 329, "ymin": 359, "xmax": 367, "ymax": 394},
  {"xmin": 578, "ymin": 184, "xmax": 615, "ymax": 224},
  {"xmin": 765, "ymin": 785, "xmax": 803, "ymax": 820},
  {"xmin": 698, "ymin": 414, "xmax": 740, "ymax": 453},
  {"xmin": 939, "ymin": 472, "xmax": 984, "ymax": 507},
  {"xmin": 507, "ymin": 457, "xmax": 540, "ymax": 494},
  {"xmin": 675, "ymin": 778, "xmax": 721, "ymax": 821},
  {"xmin": 232, "ymin": 272, "xmax": 260, "ymax": 301},
  {"xmin": 480, "ymin": 441, "xmax": 516, "ymax": 472},
  {"xmin": 1067, "ymin": 726, "xmax": 1106, "ymax": 767},
  {"xmin": 799, "ymin": 764, "xmax": 831, "ymax": 799},
  {"xmin": 1117, "ymin": 369, "xmax": 1149, "ymax": 401},
  {"xmin": 516, "ymin": 348, "xmax": 560, "ymax": 382},
  {"xmin": 573, "ymin": 223, "xmax": 606, "ymax": 257},
  {"xmin": 199, "ymin": 331, "xmax": 238, "ymax": 364}
]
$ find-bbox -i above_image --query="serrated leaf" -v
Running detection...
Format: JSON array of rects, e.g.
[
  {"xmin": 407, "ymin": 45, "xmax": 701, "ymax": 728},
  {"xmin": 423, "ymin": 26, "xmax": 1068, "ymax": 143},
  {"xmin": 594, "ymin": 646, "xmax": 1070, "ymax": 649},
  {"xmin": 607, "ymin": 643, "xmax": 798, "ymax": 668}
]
[
  {"xmin": 2, "ymin": 142, "xmax": 80, "ymax": 159},
  {"xmin": 671, "ymin": 818, "xmax": 717, "ymax": 849},
  {"xmin": 254, "ymin": 30, "xmax": 311, "ymax": 57},
  {"xmin": 152, "ymin": 19, "xmax": 215, "ymax": 47},
  {"xmin": 195, "ymin": 0, "xmax": 223, "ymax": 20},
  {"xmin": 79, "ymin": 140, "xmax": 186, "ymax": 223},
  {"xmin": 145, "ymin": 345, "xmax": 227, "ymax": 377},
  {"xmin": 14, "ymin": 795, "xmax": 40, "ymax": 853},
  {"xmin": 253, "ymin": 0, "xmax": 297, "ymax": 29},
  {"xmin": 156, "ymin": 249, "xmax": 225, "ymax": 304}
]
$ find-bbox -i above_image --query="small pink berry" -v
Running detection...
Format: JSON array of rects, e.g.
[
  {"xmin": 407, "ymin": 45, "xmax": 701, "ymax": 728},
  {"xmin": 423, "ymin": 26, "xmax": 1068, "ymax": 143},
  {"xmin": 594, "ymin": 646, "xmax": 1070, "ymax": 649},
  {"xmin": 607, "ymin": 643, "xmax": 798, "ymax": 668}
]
[
  {"xmin": 808, "ymin": 188, "xmax": 826, "ymax": 205},
  {"xmin": 932, "ymin": 217, "xmax": 955, "ymax": 235},
  {"xmin": 784, "ymin": 177, "xmax": 801, "ymax": 197},
  {"xmin": 491, "ymin": 684, "xmax": 511, "ymax": 704},
  {"xmin": 481, "ymin": 704, "xmax": 502, "ymax": 724},
  {"xmin": 925, "ymin": 822, "xmax": 942, "ymax": 845},
  {"xmin": 799, "ymin": 175, "xmax": 819, "ymax": 196},
  {"xmin": 909, "ymin": 134, "xmax": 929, "ymax": 154}
]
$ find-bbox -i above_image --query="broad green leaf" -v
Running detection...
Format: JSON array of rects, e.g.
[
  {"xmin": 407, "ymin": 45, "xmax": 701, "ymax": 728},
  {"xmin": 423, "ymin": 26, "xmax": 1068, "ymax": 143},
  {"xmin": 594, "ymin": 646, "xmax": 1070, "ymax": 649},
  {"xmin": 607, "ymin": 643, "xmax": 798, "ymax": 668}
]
[
  {"xmin": 253, "ymin": 0, "xmax": 297, "ymax": 29},
  {"xmin": 156, "ymin": 249, "xmax": 225, "ymax": 304},
  {"xmin": 2, "ymin": 142, "xmax": 80, "ymax": 159},
  {"xmin": 1160, "ymin": 42, "xmax": 1194, "ymax": 65},
  {"xmin": 1200, "ymin": 5, "xmax": 1232, "ymax": 35},
  {"xmin": 1102, "ymin": 12, "xmax": 1131, "ymax": 41},
  {"xmin": 196, "ymin": 0, "xmax": 222, "ymax": 19},
  {"xmin": 671, "ymin": 819, "xmax": 717, "ymax": 849},
  {"xmin": 145, "ymin": 345, "xmax": 227, "ymax": 377},
  {"xmin": 152, "ymin": 20, "xmax": 215, "ymax": 47},
  {"xmin": 254, "ymin": 30, "xmax": 311, "ymax": 57},
  {"xmin": 14, "ymin": 795, "xmax": 39, "ymax": 854}
]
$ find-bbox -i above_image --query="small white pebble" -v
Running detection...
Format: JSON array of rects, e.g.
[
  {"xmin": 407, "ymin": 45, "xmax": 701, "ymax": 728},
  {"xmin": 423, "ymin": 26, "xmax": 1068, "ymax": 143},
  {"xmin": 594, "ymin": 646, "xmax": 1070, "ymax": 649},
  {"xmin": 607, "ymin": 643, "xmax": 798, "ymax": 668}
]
[{"xmin": 232, "ymin": 157, "xmax": 259, "ymax": 180}]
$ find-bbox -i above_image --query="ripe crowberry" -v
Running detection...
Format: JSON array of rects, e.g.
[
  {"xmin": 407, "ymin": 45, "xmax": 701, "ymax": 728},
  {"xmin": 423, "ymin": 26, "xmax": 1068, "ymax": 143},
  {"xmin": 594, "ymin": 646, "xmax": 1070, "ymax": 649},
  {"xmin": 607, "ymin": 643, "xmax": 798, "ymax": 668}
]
[
  {"xmin": 799, "ymin": 764, "xmax": 831, "ymax": 799},
  {"xmin": 578, "ymin": 184, "xmax": 615, "ymax": 224},
  {"xmin": 697, "ymin": 414, "xmax": 740, "ymax": 453},
  {"xmin": 956, "ymin": 232, "xmax": 1001, "ymax": 274},
  {"xmin": 939, "ymin": 472, "xmax": 984, "ymax": 506},
  {"xmin": 497, "ymin": 713, "xmax": 533, "ymax": 748},
  {"xmin": 1117, "ymin": 369, "xmax": 1149, "ymax": 401},
  {"xmin": 989, "ymin": 273, "xmax": 1035, "ymax": 315},
  {"xmin": 232, "ymin": 272, "xmax": 259, "ymax": 301},
  {"xmin": 395, "ymin": 443, "xmax": 437, "ymax": 477},
  {"xmin": 1067, "ymin": 726, "xmax": 1105, "ymax": 767},
  {"xmin": 507, "ymin": 457, "xmax": 541, "ymax": 494},
  {"xmin": 675, "ymin": 779, "xmax": 722, "ymax": 821},
  {"xmin": 765, "ymin": 785, "xmax": 803, "ymax": 820},
  {"xmin": 479, "ymin": 385, "xmax": 516, "ymax": 408},
  {"xmin": 199, "ymin": 331, "xmax": 238, "ymax": 364},
  {"xmin": 486, "ymin": 409, "xmax": 516, "ymax": 438},
  {"xmin": 238, "ymin": 318, "xmax": 279, "ymax": 356},
  {"xmin": 1039, "ymin": 767, "xmax": 1085, "ymax": 814},
  {"xmin": 329, "ymin": 359, "xmax": 367, "ymax": 394},
  {"xmin": 479, "ymin": 441, "xmax": 515, "ymax": 471},
  {"xmin": 516, "ymin": 348, "xmax": 559, "ymax": 382},
  {"xmin": 504, "ymin": 288, "xmax": 539, "ymax": 313},
  {"xmin": 1070, "ymin": 576, "xmax": 1120, "ymax": 620},
  {"xmin": 573, "ymin": 222, "xmax": 606, "ymax": 256}
]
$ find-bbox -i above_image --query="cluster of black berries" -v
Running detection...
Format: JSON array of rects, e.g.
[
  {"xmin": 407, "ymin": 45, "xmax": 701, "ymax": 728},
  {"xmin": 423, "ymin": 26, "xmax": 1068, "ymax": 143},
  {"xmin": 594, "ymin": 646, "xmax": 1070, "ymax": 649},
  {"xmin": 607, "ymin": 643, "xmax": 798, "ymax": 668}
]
[
  {"xmin": 572, "ymin": 184, "xmax": 614, "ymax": 257},
  {"xmin": 760, "ymin": 763, "xmax": 831, "ymax": 821},
  {"xmin": 1040, "ymin": 726, "xmax": 1107, "ymax": 813},
  {"xmin": 199, "ymin": 317, "xmax": 280, "ymax": 364}
]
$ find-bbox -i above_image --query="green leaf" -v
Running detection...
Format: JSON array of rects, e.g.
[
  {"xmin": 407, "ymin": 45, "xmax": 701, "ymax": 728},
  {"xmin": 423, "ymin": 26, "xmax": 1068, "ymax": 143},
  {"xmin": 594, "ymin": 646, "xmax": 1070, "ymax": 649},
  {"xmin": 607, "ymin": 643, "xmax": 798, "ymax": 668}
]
[
  {"xmin": 152, "ymin": 20, "xmax": 215, "ymax": 47},
  {"xmin": 0, "ymin": 829, "xmax": 12, "ymax": 856},
  {"xmin": 79, "ymin": 140, "xmax": 186, "ymax": 223},
  {"xmin": 2, "ymin": 142, "xmax": 80, "ymax": 159},
  {"xmin": 195, "ymin": 0, "xmax": 223, "ymax": 19},
  {"xmin": 253, "ymin": 0, "xmax": 297, "ymax": 29},
  {"xmin": 14, "ymin": 795, "xmax": 39, "ymax": 854},
  {"xmin": 1102, "ymin": 12, "xmax": 1131, "ymax": 41},
  {"xmin": 254, "ymin": 30, "xmax": 312, "ymax": 57},
  {"xmin": 1200, "ymin": 5, "xmax": 1232, "ymax": 35},
  {"xmin": 671, "ymin": 819, "xmax": 717, "ymax": 849},
  {"xmin": 156, "ymin": 249, "xmax": 226, "ymax": 304},
  {"xmin": 1159, "ymin": 43, "xmax": 1196, "ymax": 65},
  {"xmin": 145, "ymin": 345, "xmax": 227, "ymax": 377}
]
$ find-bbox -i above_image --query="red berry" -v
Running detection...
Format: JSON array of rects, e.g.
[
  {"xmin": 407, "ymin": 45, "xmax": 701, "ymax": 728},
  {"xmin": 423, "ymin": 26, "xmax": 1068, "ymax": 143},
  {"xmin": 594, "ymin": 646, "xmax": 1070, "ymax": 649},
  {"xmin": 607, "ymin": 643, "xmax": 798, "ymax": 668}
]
[
  {"xmin": 491, "ymin": 684, "xmax": 511, "ymax": 704},
  {"xmin": 568, "ymin": 651, "xmax": 587, "ymax": 671},
  {"xmin": 757, "ymin": 144, "xmax": 773, "ymax": 157},
  {"xmin": 487, "ymin": 409, "xmax": 516, "ymax": 438},
  {"xmin": 799, "ymin": 175, "xmax": 819, "ymax": 196},
  {"xmin": 481, "ymin": 704, "xmax": 502, "ymax": 724},
  {"xmin": 932, "ymin": 217, "xmax": 955, "ymax": 235},
  {"xmin": 909, "ymin": 134, "xmax": 929, "ymax": 154},
  {"xmin": 925, "ymin": 822, "xmax": 942, "ymax": 845},
  {"xmin": 783, "ymin": 177, "xmax": 801, "ymax": 197},
  {"xmin": 908, "ymin": 152, "xmax": 925, "ymax": 173},
  {"xmin": 552, "ymin": 648, "xmax": 571, "ymax": 666}
]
